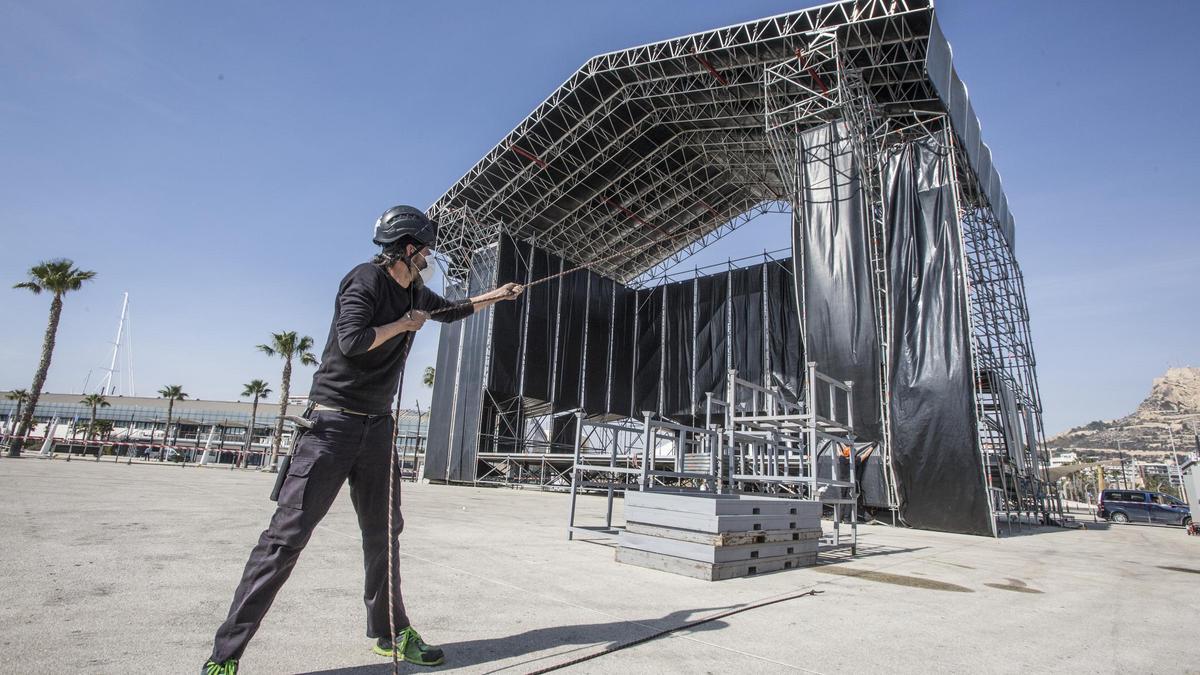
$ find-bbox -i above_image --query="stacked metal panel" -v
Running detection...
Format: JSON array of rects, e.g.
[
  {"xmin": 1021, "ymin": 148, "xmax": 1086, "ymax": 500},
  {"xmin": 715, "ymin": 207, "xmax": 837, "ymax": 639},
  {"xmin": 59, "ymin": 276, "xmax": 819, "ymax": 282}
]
[{"xmin": 616, "ymin": 491, "xmax": 822, "ymax": 581}]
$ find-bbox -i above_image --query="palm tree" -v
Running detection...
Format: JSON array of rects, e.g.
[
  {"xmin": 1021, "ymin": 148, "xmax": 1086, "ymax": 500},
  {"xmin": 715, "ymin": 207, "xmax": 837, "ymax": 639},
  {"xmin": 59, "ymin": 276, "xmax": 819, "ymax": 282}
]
[
  {"xmin": 4, "ymin": 389, "xmax": 29, "ymax": 442},
  {"xmin": 93, "ymin": 419, "xmax": 114, "ymax": 440},
  {"xmin": 80, "ymin": 393, "xmax": 110, "ymax": 439},
  {"xmin": 257, "ymin": 332, "xmax": 317, "ymax": 471},
  {"xmin": 240, "ymin": 379, "xmax": 271, "ymax": 469},
  {"xmin": 422, "ymin": 366, "xmax": 436, "ymax": 388},
  {"xmin": 79, "ymin": 393, "xmax": 110, "ymax": 462},
  {"xmin": 157, "ymin": 385, "xmax": 187, "ymax": 461},
  {"xmin": 9, "ymin": 260, "xmax": 96, "ymax": 456}
]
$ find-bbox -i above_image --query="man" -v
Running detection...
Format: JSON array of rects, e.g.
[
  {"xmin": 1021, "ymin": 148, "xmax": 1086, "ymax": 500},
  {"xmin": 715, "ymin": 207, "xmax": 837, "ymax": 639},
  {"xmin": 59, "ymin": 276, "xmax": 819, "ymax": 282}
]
[{"xmin": 203, "ymin": 205, "xmax": 522, "ymax": 674}]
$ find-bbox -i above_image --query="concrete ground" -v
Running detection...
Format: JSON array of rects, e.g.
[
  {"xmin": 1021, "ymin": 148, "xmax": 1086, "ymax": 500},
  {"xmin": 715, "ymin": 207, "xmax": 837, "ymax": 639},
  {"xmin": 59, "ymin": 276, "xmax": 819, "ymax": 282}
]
[{"xmin": 1, "ymin": 458, "xmax": 1196, "ymax": 674}]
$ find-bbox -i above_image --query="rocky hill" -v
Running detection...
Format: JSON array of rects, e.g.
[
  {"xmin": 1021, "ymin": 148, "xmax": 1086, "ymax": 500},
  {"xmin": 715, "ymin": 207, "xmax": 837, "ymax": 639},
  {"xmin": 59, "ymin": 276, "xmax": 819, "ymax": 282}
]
[{"xmin": 1048, "ymin": 367, "xmax": 1200, "ymax": 461}]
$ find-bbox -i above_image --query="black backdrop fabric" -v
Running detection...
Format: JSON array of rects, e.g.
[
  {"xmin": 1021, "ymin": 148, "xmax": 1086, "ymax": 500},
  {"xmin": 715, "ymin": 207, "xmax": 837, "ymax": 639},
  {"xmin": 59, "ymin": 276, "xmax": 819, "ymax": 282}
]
[
  {"xmin": 522, "ymin": 247, "xmax": 560, "ymax": 402},
  {"xmin": 584, "ymin": 275, "xmax": 613, "ymax": 412},
  {"xmin": 633, "ymin": 287, "xmax": 664, "ymax": 415},
  {"xmin": 423, "ymin": 247, "xmax": 497, "ymax": 482},
  {"xmin": 446, "ymin": 247, "xmax": 497, "ymax": 482},
  {"xmin": 608, "ymin": 286, "xmax": 636, "ymax": 418},
  {"xmin": 766, "ymin": 259, "xmax": 803, "ymax": 399},
  {"xmin": 425, "ymin": 234, "xmax": 804, "ymax": 481},
  {"xmin": 663, "ymin": 282, "xmax": 695, "ymax": 418},
  {"xmin": 480, "ymin": 245, "xmax": 802, "ymax": 421},
  {"xmin": 885, "ymin": 137, "xmax": 992, "ymax": 536},
  {"xmin": 797, "ymin": 122, "xmax": 882, "ymax": 441},
  {"xmin": 693, "ymin": 273, "xmax": 729, "ymax": 407},
  {"xmin": 729, "ymin": 264, "xmax": 765, "ymax": 410},
  {"xmin": 488, "ymin": 236, "xmax": 528, "ymax": 398},
  {"xmin": 424, "ymin": 281, "xmax": 466, "ymax": 482},
  {"xmin": 554, "ymin": 269, "xmax": 588, "ymax": 411}
]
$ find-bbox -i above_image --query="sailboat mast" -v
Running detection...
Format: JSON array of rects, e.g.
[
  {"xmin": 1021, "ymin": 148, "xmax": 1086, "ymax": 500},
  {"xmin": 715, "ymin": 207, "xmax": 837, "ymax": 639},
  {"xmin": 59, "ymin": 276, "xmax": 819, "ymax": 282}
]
[{"xmin": 99, "ymin": 292, "xmax": 129, "ymax": 395}]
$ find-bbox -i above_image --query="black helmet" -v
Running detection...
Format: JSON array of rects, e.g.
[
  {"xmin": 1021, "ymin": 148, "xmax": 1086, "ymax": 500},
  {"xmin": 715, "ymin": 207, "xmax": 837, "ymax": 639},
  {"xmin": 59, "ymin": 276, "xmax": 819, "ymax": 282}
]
[{"xmin": 373, "ymin": 205, "xmax": 438, "ymax": 249}]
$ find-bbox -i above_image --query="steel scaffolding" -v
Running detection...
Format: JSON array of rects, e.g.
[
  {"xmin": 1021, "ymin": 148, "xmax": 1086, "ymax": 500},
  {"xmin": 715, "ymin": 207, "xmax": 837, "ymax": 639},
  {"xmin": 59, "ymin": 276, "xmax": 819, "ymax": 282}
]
[
  {"xmin": 566, "ymin": 363, "xmax": 859, "ymax": 554},
  {"xmin": 424, "ymin": 0, "xmax": 1057, "ymax": 536}
]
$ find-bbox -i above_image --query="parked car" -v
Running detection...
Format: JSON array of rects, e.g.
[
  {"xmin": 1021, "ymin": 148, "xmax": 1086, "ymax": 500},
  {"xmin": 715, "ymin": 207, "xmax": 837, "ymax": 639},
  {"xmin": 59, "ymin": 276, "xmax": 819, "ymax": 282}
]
[{"xmin": 1098, "ymin": 489, "xmax": 1192, "ymax": 526}]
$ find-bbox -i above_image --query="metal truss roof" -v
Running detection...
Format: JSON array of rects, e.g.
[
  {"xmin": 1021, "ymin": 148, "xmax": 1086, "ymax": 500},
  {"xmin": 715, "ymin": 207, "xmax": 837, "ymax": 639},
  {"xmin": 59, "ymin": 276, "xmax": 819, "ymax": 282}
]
[{"xmin": 429, "ymin": 0, "xmax": 1015, "ymax": 282}]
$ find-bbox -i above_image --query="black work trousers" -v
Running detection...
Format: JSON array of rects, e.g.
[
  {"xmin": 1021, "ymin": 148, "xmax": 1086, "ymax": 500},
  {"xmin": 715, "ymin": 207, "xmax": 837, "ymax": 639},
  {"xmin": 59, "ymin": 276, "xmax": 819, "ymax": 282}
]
[{"xmin": 210, "ymin": 409, "xmax": 408, "ymax": 663}]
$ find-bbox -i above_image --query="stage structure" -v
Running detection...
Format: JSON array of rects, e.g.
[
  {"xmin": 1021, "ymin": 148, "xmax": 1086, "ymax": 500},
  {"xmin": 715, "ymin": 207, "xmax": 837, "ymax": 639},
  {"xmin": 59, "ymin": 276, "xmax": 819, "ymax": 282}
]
[{"xmin": 423, "ymin": 0, "xmax": 1056, "ymax": 536}]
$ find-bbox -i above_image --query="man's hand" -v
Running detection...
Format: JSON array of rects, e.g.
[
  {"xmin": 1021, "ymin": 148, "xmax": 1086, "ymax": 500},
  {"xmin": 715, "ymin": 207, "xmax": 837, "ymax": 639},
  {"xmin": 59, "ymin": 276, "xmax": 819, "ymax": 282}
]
[
  {"xmin": 398, "ymin": 309, "xmax": 430, "ymax": 332},
  {"xmin": 465, "ymin": 283, "xmax": 524, "ymax": 316},
  {"xmin": 366, "ymin": 309, "xmax": 430, "ymax": 352},
  {"xmin": 494, "ymin": 282, "xmax": 523, "ymax": 301}
]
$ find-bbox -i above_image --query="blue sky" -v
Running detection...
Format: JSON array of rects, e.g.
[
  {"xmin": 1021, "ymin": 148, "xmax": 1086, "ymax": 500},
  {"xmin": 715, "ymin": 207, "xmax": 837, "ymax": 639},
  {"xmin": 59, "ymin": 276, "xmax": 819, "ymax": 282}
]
[{"xmin": 2, "ymin": 0, "xmax": 1197, "ymax": 434}]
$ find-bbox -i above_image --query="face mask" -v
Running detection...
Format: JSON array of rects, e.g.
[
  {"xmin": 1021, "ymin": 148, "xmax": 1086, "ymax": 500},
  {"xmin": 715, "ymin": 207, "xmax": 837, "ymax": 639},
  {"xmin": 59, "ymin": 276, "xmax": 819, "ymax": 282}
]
[{"xmin": 409, "ymin": 251, "xmax": 435, "ymax": 286}]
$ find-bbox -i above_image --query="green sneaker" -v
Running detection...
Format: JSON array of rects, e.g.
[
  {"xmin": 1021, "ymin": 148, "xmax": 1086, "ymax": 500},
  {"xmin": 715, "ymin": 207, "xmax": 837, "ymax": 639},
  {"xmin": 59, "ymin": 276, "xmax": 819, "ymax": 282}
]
[
  {"xmin": 373, "ymin": 626, "xmax": 445, "ymax": 666},
  {"xmin": 201, "ymin": 659, "xmax": 238, "ymax": 675}
]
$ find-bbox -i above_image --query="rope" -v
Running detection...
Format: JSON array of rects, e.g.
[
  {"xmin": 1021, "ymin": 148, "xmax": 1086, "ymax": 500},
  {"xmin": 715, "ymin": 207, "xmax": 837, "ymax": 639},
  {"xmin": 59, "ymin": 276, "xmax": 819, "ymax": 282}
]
[
  {"xmin": 427, "ymin": 226, "xmax": 711, "ymax": 317},
  {"xmin": 385, "ymin": 340, "xmax": 412, "ymax": 675},
  {"xmin": 523, "ymin": 589, "xmax": 821, "ymax": 675}
]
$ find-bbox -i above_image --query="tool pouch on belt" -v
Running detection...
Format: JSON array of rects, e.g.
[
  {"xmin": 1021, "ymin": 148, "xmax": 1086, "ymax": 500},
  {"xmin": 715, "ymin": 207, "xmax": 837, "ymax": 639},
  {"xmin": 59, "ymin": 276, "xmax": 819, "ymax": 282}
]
[{"xmin": 270, "ymin": 401, "xmax": 316, "ymax": 502}]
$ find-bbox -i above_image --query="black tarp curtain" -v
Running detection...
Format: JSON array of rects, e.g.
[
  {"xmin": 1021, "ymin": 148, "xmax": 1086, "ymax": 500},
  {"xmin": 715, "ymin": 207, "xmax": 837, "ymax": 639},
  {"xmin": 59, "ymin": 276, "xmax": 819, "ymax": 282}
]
[
  {"xmin": 796, "ymin": 122, "xmax": 882, "ymax": 443},
  {"xmin": 425, "ymin": 246, "xmax": 497, "ymax": 483},
  {"xmin": 796, "ymin": 123, "xmax": 890, "ymax": 510},
  {"xmin": 485, "ymin": 235, "xmax": 803, "ymax": 424},
  {"xmin": 426, "ymin": 233, "xmax": 805, "ymax": 481},
  {"xmin": 795, "ymin": 122, "xmax": 991, "ymax": 530},
  {"xmin": 884, "ymin": 134, "xmax": 991, "ymax": 536}
]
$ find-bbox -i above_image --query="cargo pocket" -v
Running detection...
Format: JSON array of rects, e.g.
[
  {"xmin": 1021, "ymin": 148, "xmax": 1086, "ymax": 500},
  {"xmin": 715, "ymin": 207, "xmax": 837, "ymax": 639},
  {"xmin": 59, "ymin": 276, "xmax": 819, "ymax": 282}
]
[{"xmin": 278, "ymin": 457, "xmax": 315, "ymax": 510}]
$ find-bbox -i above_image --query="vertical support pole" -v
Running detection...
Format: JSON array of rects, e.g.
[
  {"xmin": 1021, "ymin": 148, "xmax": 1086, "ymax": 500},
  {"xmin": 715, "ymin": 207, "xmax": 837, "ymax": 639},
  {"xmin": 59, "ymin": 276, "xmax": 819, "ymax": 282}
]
[
  {"xmin": 549, "ymin": 258, "xmax": 565, "ymax": 429},
  {"xmin": 606, "ymin": 425, "xmax": 617, "ymax": 529},
  {"xmin": 834, "ymin": 481, "xmax": 841, "ymax": 547},
  {"xmin": 516, "ymin": 244, "xmax": 535, "ymax": 456},
  {"xmin": 605, "ymin": 282, "xmax": 616, "ymax": 415},
  {"xmin": 641, "ymin": 412, "xmax": 655, "ymax": 491},
  {"xmin": 850, "ymin": 438, "xmax": 858, "ymax": 554},
  {"xmin": 675, "ymin": 427, "xmax": 684, "ymax": 477},
  {"xmin": 727, "ymin": 368, "xmax": 738, "ymax": 491},
  {"xmin": 659, "ymin": 287, "xmax": 667, "ymax": 417},
  {"xmin": 806, "ymin": 362, "xmax": 817, "ymax": 499},
  {"xmin": 445, "ymin": 280, "xmax": 469, "ymax": 483},
  {"xmin": 762, "ymin": 252, "xmax": 771, "ymax": 390},
  {"xmin": 692, "ymin": 276, "xmax": 699, "ymax": 419},
  {"xmin": 580, "ymin": 272, "xmax": 591, "ymax": 413},
  {"xmin": 567, "ymin": 410, "xmax": 584, "ymax": 540},
  {"xmin": 726, "ymin": 267, "xmax": 734, "ymax": 397},
  {"xmin": 828, "ymin": 380, "xmax": 836, "ymax": 428},
  {"xmin": 847, "ymin": 381, "xmax": 857, "ymax": 550},
  {"xmin": 771, "ymin": 429, "xmax": 780, "ymax": 479},
  {"xmin": 631, "ymin": 291, "xmax": 640, "ymax": 420},
  {"xmin": 712, "ymin": 427, "xmax": 721, "ymax": 494},
  {"xmin": 705, "ymin": 392, "xmax": 718, "ymax": 493},
  {"xmin": 727, "ymin": 426, "xmax": 736, "ymax": 492}
]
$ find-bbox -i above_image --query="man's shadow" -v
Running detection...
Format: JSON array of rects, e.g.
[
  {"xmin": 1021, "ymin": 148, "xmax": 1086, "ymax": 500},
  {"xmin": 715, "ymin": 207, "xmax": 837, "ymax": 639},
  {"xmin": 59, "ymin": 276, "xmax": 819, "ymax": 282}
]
[{"xmin": 300, "ymin": 606, "xmax": 734, "ymax": 674}]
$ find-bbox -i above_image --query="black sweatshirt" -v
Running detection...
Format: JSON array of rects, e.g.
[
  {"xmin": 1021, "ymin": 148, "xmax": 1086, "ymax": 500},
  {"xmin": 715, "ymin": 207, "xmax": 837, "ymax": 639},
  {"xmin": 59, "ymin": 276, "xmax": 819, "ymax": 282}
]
[{"xmin": 308, "ymin": 263, "xmax": 472, "ymax": 415}]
